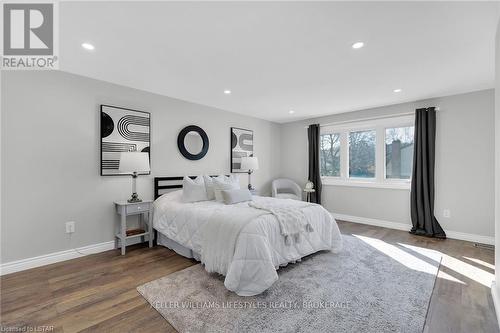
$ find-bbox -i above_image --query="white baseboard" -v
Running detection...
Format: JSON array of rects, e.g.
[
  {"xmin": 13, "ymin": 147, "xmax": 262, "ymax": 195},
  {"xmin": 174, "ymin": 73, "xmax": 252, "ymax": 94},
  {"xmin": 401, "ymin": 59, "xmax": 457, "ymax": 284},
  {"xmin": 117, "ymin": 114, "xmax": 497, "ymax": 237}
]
[
  {"xmin": 491, "ymin": 282, "xmax": 500, "ymax": 330},
  {"xmin": 445, "ymin": 230, "xmax": 495, "ymax": 246},
  {"xmin": 0, "ymin": 241, "xmax": 115, "ymax": 276},
  {"xmin": 332, "ymin": 213, "xmax": 495, "ymax": 245},
  {"xmin": 332, "ymin": 213, "xmax": 410, "ymax": 232}
]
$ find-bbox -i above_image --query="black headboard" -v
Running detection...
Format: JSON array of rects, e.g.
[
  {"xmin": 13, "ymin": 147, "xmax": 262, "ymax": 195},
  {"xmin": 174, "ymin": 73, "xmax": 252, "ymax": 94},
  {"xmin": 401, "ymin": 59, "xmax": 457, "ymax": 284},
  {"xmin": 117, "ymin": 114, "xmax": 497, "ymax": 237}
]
[{"xmin": 154, "ymin": 175, "xmax": 227, "ymax": 199}]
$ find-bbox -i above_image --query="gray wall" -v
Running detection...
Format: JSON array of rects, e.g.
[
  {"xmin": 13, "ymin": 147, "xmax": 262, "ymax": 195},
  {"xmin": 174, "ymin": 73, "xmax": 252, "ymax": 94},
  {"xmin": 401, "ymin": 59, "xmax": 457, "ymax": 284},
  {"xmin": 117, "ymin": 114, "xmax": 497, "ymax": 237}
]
[
  {"xmin": 280, "ymin": 89, "xmax": 495, "ymax": 238},
  {"xmin": 1, "ymin": 70, "xmax": 495, "ymax": 264},
  {"xmin": 1, "ymin": 71, "xmax": 281, "ymax": 263},
  {"xmin": 494, "ymin": 20, "xmax": 500, "ymax": 301}
]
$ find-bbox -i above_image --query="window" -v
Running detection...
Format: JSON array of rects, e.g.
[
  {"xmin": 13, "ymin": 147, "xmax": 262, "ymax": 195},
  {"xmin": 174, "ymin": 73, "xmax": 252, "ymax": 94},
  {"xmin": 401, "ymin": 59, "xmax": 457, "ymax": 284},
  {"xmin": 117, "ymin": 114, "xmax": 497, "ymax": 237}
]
[
  {"xmin": 320, "ymin": 115, "xmax": 414, "ymax": 189},
  {"xmin": 320, "ymin": 133, "xmax": 341, "ymax": 177},
  {"xmin": 349, "ymin": 130, "xmax": 376, "ymax": 178},
  {"xmin": 385, "ymin": 127, "xmax": 414, "ymax": 179}
]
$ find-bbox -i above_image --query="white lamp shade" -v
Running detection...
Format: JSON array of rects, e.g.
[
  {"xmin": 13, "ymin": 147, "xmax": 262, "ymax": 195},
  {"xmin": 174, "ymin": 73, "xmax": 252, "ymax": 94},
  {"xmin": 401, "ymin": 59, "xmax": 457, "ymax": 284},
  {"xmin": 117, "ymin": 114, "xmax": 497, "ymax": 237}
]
[
  {"xmin": 119, "ymin": 152, "xmax": 150, "ymax": 173},
  {"xmin": 240, "ymin": 156, "xmax": 259, "ymax": 171}
]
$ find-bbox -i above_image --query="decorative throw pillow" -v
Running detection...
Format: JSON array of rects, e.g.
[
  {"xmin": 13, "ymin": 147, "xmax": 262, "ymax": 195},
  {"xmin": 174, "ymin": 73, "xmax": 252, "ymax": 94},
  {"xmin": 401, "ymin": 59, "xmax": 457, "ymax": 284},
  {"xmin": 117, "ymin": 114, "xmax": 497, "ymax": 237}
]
[
  {"xmin": 221, "ymin": 189, "xmax": 252, "ymax": 205},
  {"xmin": 213, "ymin": 175, "xmax": 240, "ymax": 202},
  {"xmin": 182, "ymin": 176, "xmax": 208, "ymax": 202}
]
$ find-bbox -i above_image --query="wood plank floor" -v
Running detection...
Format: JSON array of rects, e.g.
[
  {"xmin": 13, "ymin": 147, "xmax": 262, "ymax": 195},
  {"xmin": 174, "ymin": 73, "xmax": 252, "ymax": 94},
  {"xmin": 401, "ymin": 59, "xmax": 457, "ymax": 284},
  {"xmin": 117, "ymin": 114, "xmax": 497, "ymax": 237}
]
[{"xmin": 1, "ymin": 221, "xmax": 497, "ymax": 332}]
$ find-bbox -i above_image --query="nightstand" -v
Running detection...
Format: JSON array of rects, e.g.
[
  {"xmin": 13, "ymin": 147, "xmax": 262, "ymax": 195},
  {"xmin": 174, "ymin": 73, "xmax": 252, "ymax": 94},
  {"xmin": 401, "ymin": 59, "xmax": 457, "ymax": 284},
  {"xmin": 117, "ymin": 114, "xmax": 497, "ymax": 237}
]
[
  {"xmin": 250, "ymin": 189, "xmax": 259, "ymax": 196},
  {"xmin": 114, "ymin": 200, "xmax": 154, "ymax": 255}
]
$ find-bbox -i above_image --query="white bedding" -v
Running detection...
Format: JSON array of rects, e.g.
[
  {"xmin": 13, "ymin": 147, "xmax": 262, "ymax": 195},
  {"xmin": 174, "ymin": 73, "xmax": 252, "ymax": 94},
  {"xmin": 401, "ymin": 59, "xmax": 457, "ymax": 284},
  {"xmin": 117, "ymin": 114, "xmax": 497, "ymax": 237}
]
[{"xmin": 153, "ymin": 190, "xmax": 343, "ymax": 296}]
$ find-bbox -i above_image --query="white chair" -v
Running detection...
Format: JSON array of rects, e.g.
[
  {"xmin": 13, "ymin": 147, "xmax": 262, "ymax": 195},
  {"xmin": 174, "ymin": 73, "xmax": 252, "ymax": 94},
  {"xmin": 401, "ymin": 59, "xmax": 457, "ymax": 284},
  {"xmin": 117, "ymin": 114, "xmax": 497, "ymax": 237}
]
[{"xmin": 272, "ymin": 178, "xmax": 302, "ymax": 201}]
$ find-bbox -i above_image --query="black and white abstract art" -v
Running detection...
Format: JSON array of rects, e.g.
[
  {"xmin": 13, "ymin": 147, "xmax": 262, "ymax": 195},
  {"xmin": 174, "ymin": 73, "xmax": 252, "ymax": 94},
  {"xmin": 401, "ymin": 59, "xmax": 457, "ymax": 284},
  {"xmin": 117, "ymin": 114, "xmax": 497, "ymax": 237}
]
[
  {"xmin": 100, "ymin": 105, "xmax": 150, "ymax": 176},
  {"xmin": 231, "ymin": 127, "xmax": 254, "ymax": 173}
]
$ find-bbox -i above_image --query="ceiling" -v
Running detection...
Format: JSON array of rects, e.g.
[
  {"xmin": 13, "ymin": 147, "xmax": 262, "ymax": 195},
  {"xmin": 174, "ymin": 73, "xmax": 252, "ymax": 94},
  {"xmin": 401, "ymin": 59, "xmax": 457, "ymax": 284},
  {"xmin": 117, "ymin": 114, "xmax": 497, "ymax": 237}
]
[{"xmin": 60, "ymin": 1, "xmax": 500, "ymax": 123}]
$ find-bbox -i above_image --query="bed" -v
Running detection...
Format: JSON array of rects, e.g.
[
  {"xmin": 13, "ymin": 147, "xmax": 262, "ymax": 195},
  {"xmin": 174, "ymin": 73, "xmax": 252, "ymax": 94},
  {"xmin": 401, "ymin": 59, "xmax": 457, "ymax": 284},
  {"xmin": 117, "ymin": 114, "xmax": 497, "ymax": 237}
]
[{"xmin": 153, "ymin": 176, "xmax": 343, "ymax": 296}]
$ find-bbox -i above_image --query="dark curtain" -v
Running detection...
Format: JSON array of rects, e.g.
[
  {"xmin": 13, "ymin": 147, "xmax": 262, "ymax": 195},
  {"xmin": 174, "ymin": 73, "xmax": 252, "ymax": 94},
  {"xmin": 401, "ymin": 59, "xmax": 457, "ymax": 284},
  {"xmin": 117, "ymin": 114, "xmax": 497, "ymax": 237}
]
[
  {"xmin": 410, "ymin": 107, "xmax": 446, "ymax": 239},
  {"xmin": 308, "ymin": 124, "xmax": 322, "ymax": 204}
]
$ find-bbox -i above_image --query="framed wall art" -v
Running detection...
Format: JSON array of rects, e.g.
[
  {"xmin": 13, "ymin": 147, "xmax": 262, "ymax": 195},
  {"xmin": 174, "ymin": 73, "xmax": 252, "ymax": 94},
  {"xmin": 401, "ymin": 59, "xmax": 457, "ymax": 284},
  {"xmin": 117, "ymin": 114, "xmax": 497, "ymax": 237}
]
[
  {"xmin": 231, "ymin": 127, "xmax": 254, "ymax": 173},
  {"xmin": 100, "ymin": 104, "xmax": 150, "ymax": 176}
]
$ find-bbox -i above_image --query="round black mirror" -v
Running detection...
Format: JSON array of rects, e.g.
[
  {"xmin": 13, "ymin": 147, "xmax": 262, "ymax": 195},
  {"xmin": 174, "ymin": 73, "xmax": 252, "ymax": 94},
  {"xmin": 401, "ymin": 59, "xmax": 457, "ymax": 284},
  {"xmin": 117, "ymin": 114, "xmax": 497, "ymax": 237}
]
[{"xmin": 177, "ymin": 125, "xmax": 209, "ymax": 160}]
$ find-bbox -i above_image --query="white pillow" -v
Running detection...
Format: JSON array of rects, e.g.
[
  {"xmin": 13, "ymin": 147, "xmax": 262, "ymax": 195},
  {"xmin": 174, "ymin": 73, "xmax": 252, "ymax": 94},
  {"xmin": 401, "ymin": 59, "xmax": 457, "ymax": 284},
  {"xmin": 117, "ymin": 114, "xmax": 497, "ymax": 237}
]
[
  {"xmin": 221, "ymin": 189, "xmax": 252, "ymax": 205},
  {"xmin": 213, "ymin": 175, "xmax": 240, "ymax": 202},
  {"xmin": 182, "ymin": 176, "xmax": 208, "ymax": 202},
  {"xmin": 203, "ymin": 175, "xmax": 217, "ymax": 200}
]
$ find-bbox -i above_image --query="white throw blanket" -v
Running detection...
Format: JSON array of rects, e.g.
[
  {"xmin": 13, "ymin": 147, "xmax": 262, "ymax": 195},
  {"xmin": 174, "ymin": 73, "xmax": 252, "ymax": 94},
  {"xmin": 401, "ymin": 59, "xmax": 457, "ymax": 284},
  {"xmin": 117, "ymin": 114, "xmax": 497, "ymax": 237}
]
[
  {"xmin": 200, "ymin": 206, "xmax": 268, "ymax": 275},
  {"xmin": 249, "ymin": 200, "xmax": 314, "ymax": 245}
]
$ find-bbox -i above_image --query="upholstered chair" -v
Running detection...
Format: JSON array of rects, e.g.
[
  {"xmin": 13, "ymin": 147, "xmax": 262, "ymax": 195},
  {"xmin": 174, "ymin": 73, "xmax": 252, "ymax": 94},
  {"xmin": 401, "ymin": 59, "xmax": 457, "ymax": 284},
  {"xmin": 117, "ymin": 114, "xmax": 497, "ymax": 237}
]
[{"xmin": 271, "ymin": 178, "xmax": 302, "ymax": 201}]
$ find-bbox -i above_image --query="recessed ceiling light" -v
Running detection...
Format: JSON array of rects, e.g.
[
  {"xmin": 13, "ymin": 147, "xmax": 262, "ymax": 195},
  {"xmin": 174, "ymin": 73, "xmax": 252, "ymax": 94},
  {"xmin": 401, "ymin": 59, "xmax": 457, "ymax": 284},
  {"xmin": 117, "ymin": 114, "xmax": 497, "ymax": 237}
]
[
  {"xmin": 224, "ymin": 90, "xmax": 231, "ymax": 94},
  {"xmin": 81, "ymin": 43, "xmax": 95, "ymax": 50},
  {"xmin": 352, "ymin": 42, "xmax": 364, "ymax": 49},
  {"xmin": 289, "ymin": 110, "xmax": 295, "ymax": 114},
  {"xmin": 393, "ymin": 88, "xmax": 402, "ymax": 93}
]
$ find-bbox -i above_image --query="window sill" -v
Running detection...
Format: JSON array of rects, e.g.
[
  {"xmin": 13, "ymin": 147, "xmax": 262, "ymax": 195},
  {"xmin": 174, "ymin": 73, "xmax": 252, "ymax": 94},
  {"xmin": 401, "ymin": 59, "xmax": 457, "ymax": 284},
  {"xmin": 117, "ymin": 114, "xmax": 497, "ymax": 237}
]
[{"xmin": 321, "ymin": 178, "xmax": 410, "ymax": 190}]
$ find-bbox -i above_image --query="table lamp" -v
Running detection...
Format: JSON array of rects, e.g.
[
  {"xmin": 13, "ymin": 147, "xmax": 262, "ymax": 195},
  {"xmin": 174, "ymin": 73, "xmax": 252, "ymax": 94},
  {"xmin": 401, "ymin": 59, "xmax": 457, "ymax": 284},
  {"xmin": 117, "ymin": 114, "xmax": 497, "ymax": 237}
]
[
  {"xmin": 119, "ymin": 152, "xmax": 150, "ymax": 203},
  {"xmin": 240, "ymin": 156, "xmax": 259, "ymax": 190}
]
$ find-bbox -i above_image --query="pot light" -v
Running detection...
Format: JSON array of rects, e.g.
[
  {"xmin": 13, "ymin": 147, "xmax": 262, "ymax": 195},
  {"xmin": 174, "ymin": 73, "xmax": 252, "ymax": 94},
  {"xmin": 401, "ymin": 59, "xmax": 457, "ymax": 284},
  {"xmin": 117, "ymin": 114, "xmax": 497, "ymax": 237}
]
[
  {"xmin": 393, "ymin": 88, "xmax": 402, "ymax": 93},
  {"xmin": 352, "ymin": 42, "xmax": 364, "ymax": 49},
  {"xmin": 289, "ymin": 110, "xmax": 295, "ymax": 114},
  {"xmin": 224, "ymin": 90, "xmax": 231, "ymax": 95},
  {"xmin": 81, "ymin": 43, "xmax": 95, "ymax": 51}
]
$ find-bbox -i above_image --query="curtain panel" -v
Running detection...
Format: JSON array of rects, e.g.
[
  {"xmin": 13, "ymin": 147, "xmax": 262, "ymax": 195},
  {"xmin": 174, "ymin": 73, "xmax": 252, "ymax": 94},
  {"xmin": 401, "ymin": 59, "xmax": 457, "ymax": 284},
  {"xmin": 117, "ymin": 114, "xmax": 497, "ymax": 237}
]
[
  {"xmin": 308, "ymin": 124, "xmax": 322, "ymax": 204},
  {"xmin": 410, "ymin": 107, "xmax": 446, "ymax": 239}
]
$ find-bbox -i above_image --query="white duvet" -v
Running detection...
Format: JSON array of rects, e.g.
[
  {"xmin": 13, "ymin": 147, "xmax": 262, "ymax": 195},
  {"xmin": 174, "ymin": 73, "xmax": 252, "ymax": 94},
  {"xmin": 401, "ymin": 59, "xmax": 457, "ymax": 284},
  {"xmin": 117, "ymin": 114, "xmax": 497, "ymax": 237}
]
[{"xmin": 153, "ymin": 190, "xmax": 343, "ymax": 296}]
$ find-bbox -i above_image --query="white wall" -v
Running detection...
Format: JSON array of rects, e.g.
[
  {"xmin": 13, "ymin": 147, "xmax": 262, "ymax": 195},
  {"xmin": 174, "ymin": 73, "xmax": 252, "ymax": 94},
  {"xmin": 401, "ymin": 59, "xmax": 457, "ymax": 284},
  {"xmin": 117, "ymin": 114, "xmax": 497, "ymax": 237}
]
[
  {"xmin": 280, "ymin": 90, "xmax": 495, "ymax": 239},
  {"xmin": 1, "ymin": 71, "xmax": 281, "ymax": 263}
]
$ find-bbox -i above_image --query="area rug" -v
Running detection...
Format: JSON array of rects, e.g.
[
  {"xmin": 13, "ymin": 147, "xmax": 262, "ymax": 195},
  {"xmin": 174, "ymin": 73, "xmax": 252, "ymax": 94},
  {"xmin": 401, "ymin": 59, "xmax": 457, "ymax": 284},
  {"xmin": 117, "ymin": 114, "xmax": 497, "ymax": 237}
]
[{"xmin": 137, "ymin": 235, "xmax": 441, "ymax": 333}]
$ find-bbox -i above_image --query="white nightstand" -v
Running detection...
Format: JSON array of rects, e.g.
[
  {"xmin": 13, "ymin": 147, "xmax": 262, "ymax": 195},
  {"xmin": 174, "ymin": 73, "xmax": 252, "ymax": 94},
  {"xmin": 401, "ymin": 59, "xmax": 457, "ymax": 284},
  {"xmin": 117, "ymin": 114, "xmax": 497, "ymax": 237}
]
[
  {"xmin": 250, "ymin": 189, "xmax": 259, "ymax": 196},
  {"xmin": 114, "ymin": 200, "xmax": 154, "ymax": 255}
]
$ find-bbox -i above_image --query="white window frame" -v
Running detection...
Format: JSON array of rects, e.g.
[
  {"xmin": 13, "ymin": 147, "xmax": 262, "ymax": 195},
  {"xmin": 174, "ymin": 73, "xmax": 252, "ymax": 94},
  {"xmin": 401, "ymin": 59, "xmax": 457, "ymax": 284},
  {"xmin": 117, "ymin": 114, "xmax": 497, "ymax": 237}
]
[{"xmin": 320, "ymin": 115, "xmax": 413, "ymax": 190}]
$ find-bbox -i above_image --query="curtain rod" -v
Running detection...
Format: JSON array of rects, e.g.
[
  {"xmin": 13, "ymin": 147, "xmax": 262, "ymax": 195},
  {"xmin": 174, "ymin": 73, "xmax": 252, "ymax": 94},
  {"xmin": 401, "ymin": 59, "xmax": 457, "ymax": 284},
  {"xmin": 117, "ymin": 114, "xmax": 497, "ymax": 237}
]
[{"xmin": 304, "ymin": 107, "xmax": 440, "ymax": 128}]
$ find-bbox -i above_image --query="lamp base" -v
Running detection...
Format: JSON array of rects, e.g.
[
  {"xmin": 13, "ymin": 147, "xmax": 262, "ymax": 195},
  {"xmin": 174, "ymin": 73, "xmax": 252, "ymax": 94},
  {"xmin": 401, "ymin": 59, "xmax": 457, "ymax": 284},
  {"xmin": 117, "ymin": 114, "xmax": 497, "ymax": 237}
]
[
  {"xmin": 127, "ymin": 193, "xmax": 142, "ymax": 203},
  {"xmin": 247, "ymin": 171, "xmax": 255, "ymax": 191}
]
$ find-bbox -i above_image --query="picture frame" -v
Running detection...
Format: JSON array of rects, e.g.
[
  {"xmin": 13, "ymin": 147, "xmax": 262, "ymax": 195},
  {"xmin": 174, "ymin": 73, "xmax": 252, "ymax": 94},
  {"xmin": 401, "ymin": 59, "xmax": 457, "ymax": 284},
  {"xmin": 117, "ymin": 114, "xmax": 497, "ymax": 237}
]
[
  {"xmin": 100, "ymin": 104, "xmax": 151, "ymax": 176},
  {"xmin": 230, "ymin": 127, "xmax": 254, "ymax": 173}
]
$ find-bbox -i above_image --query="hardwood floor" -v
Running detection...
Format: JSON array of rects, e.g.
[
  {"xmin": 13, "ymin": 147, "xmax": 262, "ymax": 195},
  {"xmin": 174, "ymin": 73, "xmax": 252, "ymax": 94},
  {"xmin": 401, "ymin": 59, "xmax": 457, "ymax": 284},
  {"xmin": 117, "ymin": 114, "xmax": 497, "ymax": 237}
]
[
  {"xmin": 338, "ymin": 221, "xmax": 498, "ymax": 333},
  {"xmin": 1, "ymin": 221, "xmax": 497, "ymax": 332}
]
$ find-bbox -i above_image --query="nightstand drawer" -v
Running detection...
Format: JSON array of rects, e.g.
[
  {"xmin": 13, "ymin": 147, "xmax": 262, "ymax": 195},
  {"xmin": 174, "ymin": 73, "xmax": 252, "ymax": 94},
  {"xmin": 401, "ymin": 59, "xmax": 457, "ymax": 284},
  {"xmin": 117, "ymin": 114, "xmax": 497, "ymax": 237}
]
[{"xmin": 126, "ymin": 203, "xmax": 150, "ymax": 214}]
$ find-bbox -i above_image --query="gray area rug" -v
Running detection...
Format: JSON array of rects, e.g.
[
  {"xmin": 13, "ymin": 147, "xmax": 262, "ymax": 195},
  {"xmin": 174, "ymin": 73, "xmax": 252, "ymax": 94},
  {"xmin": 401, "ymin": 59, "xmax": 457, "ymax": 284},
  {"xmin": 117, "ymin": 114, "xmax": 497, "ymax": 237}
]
[{"xmin": 137, "ymin": 235, "xmax": 441, "ymax": 333}]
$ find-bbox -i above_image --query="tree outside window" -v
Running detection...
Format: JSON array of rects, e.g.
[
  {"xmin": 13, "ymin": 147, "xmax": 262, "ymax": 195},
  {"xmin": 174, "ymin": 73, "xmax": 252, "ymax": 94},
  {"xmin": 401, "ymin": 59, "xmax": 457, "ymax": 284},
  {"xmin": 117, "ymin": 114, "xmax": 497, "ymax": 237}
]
[
  {"xmin": 349, "ymin": 130, "xmax": 376, "ymax": 178},
  {"xmin": 320, "ymin": 133, "xmax": 340, "ymax": 177},
  {"xmin": 385, "ymin": 127, "xmax": 414, "ymax": 179}
]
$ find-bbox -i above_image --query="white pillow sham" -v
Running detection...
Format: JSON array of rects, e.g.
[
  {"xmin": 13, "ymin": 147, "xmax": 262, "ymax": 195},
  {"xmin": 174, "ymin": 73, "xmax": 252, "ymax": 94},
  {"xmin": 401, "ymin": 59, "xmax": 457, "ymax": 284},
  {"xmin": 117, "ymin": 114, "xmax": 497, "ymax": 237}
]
[
  {"xmin": 221, "ymin": 189, "xmax": 252, "ymax": 205},
  {"xmin": 203, "ymin": 175, "xmax": 217, "ymax": 200},
  {"xmin": 182, "ymin": 176, "xmax": 208, "ymax": 202},
  {"xmin": 213, "ymin": 175, "xmax": 240, "ymax": 202}
]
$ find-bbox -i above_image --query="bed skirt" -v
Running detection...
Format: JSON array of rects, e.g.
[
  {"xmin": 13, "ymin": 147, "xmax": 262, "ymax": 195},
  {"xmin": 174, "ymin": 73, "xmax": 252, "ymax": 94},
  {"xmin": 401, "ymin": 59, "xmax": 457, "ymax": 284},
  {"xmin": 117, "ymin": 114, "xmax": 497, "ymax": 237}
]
[{"xmin": 157, "ymin": 232, "xmax": 201, "ymax": 261}]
